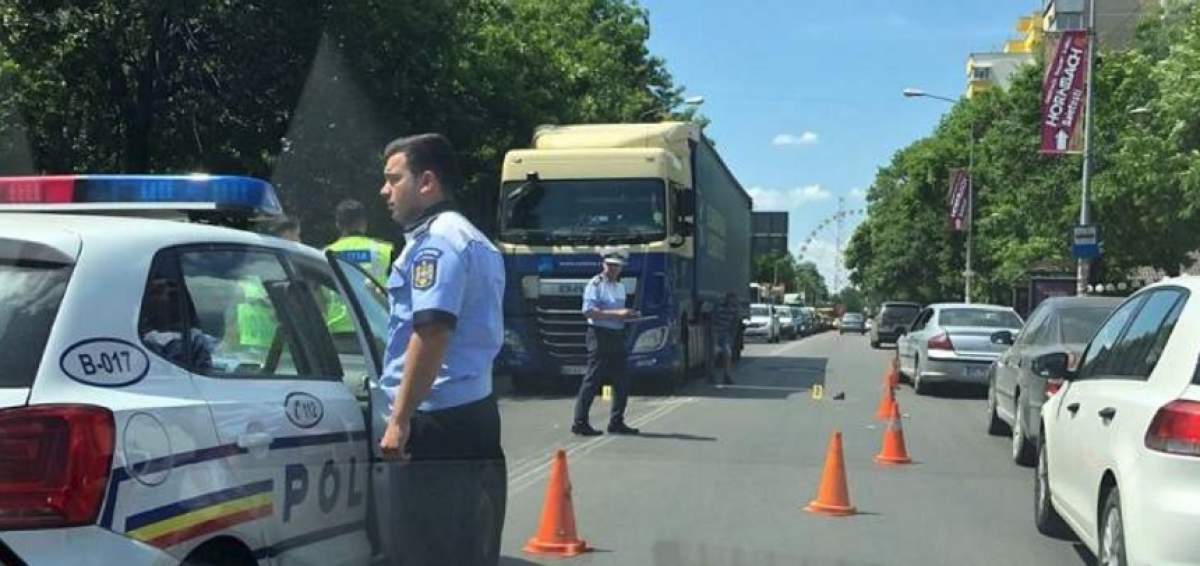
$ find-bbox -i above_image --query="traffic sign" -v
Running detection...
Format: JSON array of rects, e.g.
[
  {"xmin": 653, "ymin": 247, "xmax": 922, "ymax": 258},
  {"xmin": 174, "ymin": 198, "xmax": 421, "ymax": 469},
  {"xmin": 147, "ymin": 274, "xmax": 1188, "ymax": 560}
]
[{"xmin": 1072, "ymin": 224, "xmax": 1100, "ymax": 259}]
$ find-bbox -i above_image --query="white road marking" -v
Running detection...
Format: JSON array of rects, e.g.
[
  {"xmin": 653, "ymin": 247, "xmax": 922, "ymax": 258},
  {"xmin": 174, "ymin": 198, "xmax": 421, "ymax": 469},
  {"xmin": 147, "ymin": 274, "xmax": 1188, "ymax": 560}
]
[{"xmin": 508, "ymin": 397, "xmax": 698, "ymax": 495}]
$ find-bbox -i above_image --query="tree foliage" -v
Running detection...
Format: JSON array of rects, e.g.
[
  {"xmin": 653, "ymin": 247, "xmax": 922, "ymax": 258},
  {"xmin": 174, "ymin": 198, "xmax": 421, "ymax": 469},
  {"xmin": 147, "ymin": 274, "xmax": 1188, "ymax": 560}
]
[
  {"xmin": 0, "ymin": 0, "xmax": 683, "ymax": 245},
  {"xmin": 848, "ymin": 3, "xmax": 1200, "ymax": 304}
]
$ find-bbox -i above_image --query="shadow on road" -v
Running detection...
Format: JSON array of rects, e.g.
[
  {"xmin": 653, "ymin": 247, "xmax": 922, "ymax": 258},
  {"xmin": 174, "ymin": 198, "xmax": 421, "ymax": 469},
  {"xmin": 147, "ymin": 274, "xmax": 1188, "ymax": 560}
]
[
  {"xmin": 499, "ymin": 557, "xmax": 543, "ymax": 566},
  {"xmin": 1072, "ymin": 543, "xmax": 1098, "ymax": 565},
  {"xmin": 914, "ymin": 383, "xmax": 988, "ymax": 400},
  {"xmin": 679, "ymin": 356, "xmax": 828, "ymax": 400}
]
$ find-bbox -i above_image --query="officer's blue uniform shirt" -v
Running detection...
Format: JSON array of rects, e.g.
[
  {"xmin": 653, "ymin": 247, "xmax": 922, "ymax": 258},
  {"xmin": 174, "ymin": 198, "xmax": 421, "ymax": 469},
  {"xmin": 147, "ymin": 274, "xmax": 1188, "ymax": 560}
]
[
  {"xmin": 582, "ymin": 273, "xmax": 627, "ymax": 330},
  {"xmin": 382, "ymin": 203, "xmax": 505, "ymax": 412}
]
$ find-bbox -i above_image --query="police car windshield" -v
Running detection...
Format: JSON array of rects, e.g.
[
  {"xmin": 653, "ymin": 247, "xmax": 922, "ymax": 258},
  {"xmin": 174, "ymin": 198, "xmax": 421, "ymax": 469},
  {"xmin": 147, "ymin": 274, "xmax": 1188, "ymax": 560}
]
[
  {"xmin": 499, "ymin": 179, "xmax": 666, "ymax": 245},
  {"xmin": 0, "ymin": 251, "xmax": 72, "ymax": 388}
]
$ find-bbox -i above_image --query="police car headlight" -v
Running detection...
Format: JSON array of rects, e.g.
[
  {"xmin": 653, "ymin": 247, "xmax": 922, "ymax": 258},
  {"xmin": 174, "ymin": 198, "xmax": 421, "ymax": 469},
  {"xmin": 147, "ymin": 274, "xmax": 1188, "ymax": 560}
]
[
  {"xmin": 632, "ymin": 326, "xmax": 669, "ymax": 353},
  {"xmin": 504, "ymin": 329, "xmax": 527, "ymax": 355},
  {"xmin": 521, "ymin": 275, "xmax": 540, "ymax": 299}
]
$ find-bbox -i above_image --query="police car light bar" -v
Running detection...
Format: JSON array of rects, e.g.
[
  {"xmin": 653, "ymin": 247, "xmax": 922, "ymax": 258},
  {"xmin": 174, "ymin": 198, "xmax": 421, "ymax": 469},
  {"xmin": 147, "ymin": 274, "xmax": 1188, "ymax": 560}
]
[{"xmin": 0, "ymin": 174, "xmax": 283, "ymax": 217}]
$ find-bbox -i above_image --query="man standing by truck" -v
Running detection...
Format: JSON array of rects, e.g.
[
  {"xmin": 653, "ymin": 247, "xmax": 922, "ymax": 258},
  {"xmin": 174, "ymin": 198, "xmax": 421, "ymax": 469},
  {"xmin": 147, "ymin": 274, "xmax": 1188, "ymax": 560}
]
[
  {"xmin": 573, "ymin": 248, "xmax": 641, "ymax": 436},
  {"xmin": 710, "ymin": 291, "xmax": 739, "ymax": 385}
]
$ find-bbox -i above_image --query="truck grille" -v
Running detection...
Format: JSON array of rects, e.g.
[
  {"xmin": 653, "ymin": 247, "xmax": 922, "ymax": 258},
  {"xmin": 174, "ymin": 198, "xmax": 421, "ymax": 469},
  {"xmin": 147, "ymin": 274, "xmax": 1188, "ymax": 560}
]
[{"xmin": 533, "ymin": 293, "xmax": 634, "ymax": 363}]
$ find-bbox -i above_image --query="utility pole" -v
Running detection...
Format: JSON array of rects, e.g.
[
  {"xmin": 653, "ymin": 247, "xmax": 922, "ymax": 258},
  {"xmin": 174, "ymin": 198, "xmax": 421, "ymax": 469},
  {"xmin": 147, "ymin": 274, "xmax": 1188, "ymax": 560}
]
[
  {"xmin": 965, "ymin": 125, "xmax": 975, "ymax": 303},
  {"xmin": 1077, "ymin": 0, "xmax": 1097, "ymax": 295},
  {"xmin": 834, "ymin": 196, "xmax": 845, "ymax": 292}
]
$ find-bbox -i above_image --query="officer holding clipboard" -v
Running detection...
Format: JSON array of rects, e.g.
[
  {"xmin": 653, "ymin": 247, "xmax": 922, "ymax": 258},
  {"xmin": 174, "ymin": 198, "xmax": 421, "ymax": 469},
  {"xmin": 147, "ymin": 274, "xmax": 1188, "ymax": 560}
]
[{"xmin": 572, "ymin": 247, "xmax": 641, "ymax": 436}]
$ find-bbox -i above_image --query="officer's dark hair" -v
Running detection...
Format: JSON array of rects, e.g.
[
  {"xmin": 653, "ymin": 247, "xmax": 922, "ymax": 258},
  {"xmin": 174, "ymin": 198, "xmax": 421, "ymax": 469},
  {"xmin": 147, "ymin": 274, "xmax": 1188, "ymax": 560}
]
[
  {"xmin": 265, "ymin": 216, "xmax": 299, "ymax": 237},
  {"xmin": 383, "ymin": 133, "xmax": 463, "ymax": 199},
  {"xmin": 335, "ymin": 199, "xmax": 367, "ymax": 231}
]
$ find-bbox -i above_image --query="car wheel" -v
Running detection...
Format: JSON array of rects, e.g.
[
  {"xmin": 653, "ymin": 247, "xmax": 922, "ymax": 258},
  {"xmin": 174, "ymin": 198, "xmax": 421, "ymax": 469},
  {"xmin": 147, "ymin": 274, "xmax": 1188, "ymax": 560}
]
[
  {"xmin": 912, "ymin": 358, "xmax": 927, "ymax": 395},
  {"xmin": 986, "ymin": 379, "xmax": 1009, "ymax": 436},
  {"xmin": 1034, "ymin": 431, "xmax": 1072, "ymax": 538},
  {"xmin": 1099, "ymin": 487, "xmax": 1127, "ymax": 566},
  {"xmin": 1011, "ymin": 392, "xmax": 1036, "ymax": 466}
]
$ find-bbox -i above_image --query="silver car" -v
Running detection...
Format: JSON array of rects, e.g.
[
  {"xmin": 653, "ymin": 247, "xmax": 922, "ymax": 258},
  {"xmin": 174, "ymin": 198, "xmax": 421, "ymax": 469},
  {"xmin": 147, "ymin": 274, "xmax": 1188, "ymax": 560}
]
[
  {"xmin": 896, "ymin": 303, "xmax": 1024, "ymax": 394},
  {"xmin": 985, "ymin": 296, "xmax": 1120, "ymax": 465}
]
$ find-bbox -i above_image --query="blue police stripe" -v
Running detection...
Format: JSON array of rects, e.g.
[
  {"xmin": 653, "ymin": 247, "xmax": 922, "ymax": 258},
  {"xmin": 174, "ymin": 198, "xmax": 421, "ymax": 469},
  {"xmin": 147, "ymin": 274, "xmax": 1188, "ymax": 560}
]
[
  {"xmin": 251, "ymin": 520, "xmax": 366, "ymax": 559},
  {"xmin": 269, "ymin": 430, "xmax": 369, "ymax": 450},
  {"xmin": 124, "ymin": 480, "xmax": 275, "ymax": 532}
]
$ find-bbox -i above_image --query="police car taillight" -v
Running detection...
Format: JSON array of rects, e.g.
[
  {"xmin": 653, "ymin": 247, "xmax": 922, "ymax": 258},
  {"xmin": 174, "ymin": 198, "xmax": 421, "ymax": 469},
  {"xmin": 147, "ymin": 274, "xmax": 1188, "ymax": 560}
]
[
  {"xmin": 0, "ymin": 174, "xmax": 283, "ymax": 218},
  {"xmin": 0, "ymin": 405, "xmax": 114, "ymax": 529}
]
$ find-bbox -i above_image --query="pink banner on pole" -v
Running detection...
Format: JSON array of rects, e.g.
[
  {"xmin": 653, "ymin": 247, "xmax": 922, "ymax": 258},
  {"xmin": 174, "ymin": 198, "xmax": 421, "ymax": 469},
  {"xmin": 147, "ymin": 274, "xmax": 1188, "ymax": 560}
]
[
  {"xmin": 948, "ymin": 168, "xmax": 970, "ymax": 232},
  {"xmin": 1040, "ymin": 31, "xmax": 1089, "ymax": 155}
]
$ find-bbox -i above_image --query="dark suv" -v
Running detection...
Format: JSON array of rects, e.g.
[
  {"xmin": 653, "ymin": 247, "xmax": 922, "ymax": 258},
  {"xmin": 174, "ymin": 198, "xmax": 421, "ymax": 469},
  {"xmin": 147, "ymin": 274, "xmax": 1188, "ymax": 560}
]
[{"xmin": 871, "ymin": 301, "xmax": 921, "ymax": 348}]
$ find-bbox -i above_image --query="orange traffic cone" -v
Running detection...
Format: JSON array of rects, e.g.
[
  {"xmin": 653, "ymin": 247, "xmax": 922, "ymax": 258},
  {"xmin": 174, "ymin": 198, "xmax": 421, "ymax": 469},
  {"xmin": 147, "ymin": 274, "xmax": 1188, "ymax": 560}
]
[
  {"xmin": 875, "ymin": 380, "xmax": 897, "ymax": 421},
  {"xmin": 804, "ymin": 430, "xmax": 857, "ymax": 516},
  {"xmin": 875, "ymin": 402, "xmax": 912, "ymax": 465},
  {"xmin": 524, "ymin": 450, "xmax": 590, "ymax": 557},
  {"xmin": 885, "ymin": 359, "xmax": 900, "ymax": 389}
]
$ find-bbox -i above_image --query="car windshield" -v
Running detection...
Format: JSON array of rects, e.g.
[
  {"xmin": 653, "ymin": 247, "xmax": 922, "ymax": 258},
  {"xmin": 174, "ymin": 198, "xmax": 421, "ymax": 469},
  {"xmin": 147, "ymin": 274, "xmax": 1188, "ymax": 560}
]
[
  {"xmin": 940, "ymin": 308, "xmax": 1022, "ymax": 328},
  {"xmin": 882, "ymin": 306, "xmax": 921, "ymax": 324},
  {"xmin": 843, "ymin": 314, "xmax": 863, "ymax": 322},
  {"xmin": 1059, "ymin": 307, "xmax": 1116, "ymax": 344},
  {"xmin": 751, "ymin": 306, "xmax": 768, "ymax": 317}
]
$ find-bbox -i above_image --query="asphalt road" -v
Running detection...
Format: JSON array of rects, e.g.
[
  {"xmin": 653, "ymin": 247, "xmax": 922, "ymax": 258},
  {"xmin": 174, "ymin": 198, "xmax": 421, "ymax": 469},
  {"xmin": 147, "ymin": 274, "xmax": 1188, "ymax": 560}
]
[{"xmin": 495, "ymin": 331, "xmax": 1094, "ymax": 566}]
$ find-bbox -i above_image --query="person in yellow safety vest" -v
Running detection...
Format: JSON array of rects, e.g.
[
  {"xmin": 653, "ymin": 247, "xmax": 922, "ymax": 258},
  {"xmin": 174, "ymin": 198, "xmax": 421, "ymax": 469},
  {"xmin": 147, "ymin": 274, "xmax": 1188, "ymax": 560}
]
[
  {"xmin": 232, "ymin": 216, "xmax": 302, "ymax": 354},
  {"xmin": 236, "ymin": 276, "xmax": 277, "ymax": 350},
  {"xmin": 324, "ymin": 199, "xmax": 395, "ymax": 334}
]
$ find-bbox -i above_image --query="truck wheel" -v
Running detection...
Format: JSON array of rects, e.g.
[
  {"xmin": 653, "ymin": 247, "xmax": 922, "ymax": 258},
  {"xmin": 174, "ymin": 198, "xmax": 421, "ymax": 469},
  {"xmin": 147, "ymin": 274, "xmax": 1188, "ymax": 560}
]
[{"xmin": 511, "ymin": 373, "xmax": 539, "ymax": 396}]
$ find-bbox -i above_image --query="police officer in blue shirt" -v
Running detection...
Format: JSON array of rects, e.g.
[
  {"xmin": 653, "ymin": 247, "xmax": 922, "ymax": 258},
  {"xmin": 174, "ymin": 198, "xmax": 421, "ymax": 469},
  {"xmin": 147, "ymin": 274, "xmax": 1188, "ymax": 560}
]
[
  {"xmin": 572, "ymin": 248, "xmax": 641, "ymax": 436},
  {"xmin": 376, "ymin": 133, "xmax": 506, "ymax": 566}
]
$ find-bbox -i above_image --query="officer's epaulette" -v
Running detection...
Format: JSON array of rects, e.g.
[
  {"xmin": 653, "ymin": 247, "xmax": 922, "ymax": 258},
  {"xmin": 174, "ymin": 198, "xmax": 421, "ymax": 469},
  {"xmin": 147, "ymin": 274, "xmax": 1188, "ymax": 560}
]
[{"xmin": 589, "ymin": 275, "xmax": 604, "ymax": 286}]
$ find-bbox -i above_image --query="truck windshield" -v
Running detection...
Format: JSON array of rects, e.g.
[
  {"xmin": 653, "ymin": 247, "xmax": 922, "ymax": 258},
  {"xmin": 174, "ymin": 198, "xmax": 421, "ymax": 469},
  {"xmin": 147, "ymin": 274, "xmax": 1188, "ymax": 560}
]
[{"xmin": 500, "ymin": 179, "xmax": 667, "ymax": 245}]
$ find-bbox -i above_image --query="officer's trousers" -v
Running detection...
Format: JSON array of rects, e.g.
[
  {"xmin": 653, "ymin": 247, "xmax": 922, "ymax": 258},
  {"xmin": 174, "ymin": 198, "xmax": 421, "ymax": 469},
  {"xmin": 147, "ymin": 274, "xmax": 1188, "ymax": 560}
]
[
  {"xmin": 574, "ymin": 326, "xmax": 630, "ymax": 425},
  {"xmin": 393, "ymin": 395, "xmax": 506, "ymax": 566}
]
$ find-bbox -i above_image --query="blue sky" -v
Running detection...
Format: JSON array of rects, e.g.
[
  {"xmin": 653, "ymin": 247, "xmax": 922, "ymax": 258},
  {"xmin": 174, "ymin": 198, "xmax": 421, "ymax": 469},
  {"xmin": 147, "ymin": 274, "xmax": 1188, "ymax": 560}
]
[{"xmin": 641, "ymin": 0, "xmax": 1040, "ymax": 289}]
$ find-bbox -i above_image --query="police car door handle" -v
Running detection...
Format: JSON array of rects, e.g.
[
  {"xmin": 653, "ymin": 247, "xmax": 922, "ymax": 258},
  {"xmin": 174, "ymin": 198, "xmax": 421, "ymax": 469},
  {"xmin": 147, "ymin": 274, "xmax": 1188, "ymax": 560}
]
[{"xmin": 237, "ymin": 432, "xmax": 274, "ymax": 449}]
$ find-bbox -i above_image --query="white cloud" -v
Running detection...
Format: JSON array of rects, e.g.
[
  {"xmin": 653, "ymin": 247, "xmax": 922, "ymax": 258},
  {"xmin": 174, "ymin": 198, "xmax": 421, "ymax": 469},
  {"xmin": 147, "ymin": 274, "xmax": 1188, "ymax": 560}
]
[
  {"xmin": 849, "ymin": 187, "xmax": 867, "ymax": 200},
  {"xmin": 771, "ymin": 131, "xmax": 819, "ymax": 146},
  {"xmin": 748, "ymin": 184, "xmax": 831, "ymax": 210}
]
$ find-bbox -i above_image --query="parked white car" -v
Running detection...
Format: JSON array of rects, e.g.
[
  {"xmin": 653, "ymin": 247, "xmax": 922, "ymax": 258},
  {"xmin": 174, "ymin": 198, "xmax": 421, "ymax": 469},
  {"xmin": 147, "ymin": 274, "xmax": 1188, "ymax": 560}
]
[
  {"xmin": 1034, "ymin": 278, "xmax": 1200, "ymax": 565},
  {"xmin": 743, "ymin": 303, "xmax": 781, "ymax": 343}
]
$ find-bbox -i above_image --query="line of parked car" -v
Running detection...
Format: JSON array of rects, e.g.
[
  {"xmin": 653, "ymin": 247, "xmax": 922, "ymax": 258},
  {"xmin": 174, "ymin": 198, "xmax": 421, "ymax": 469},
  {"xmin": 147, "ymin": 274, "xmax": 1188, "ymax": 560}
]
[
  {"xmin": 871, "ymin": 279, "xmax": 1200, "ymax": 565},
  {"xmin": 743, "ymin": 303, "xmax": 827, "ymax": 343}
]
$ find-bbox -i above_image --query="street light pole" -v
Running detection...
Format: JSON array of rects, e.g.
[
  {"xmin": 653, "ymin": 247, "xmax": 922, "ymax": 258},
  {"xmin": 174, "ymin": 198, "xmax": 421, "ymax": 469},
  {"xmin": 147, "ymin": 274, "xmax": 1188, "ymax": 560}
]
[
  {"xmin": 903, "ymin": 87, "xmax": 973, "ymax": 302},
  {"xmin": 1077, "ymin": 0, "xmax": 1098, "ymax": 295}
]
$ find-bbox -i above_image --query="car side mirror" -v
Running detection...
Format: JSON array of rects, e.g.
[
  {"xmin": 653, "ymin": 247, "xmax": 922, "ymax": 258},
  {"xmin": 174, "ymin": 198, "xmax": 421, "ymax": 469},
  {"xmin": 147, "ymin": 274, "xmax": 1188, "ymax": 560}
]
[
  {"xmin": 1031, "ymin": 351, "xmax": 1074, "ymax": 380},
  {"xmin": 990, "ymin": 330, "xmax": 1015, "ymax": 346},
  {"xmin": 898, "ymin": 326, "xmax": 908, "ymax": 336}
]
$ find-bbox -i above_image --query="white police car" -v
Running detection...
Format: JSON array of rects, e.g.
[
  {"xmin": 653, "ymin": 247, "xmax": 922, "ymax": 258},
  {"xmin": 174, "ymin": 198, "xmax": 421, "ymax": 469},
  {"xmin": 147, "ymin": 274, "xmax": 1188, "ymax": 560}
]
[{"xmin": 0, "ymin": 176, "xmax": 401, "ymax": 565}]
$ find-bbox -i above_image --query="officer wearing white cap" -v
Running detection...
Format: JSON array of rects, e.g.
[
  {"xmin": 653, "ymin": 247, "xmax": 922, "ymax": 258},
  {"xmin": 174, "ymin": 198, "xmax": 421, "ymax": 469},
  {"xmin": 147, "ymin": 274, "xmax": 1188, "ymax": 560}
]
[
  {"xmin": 572, "ymin": 246, "xmax": 640, "ymax": 436},
  {"xmin": 376, "ymin": 133, "xmax": 506, "ymax": 565}
]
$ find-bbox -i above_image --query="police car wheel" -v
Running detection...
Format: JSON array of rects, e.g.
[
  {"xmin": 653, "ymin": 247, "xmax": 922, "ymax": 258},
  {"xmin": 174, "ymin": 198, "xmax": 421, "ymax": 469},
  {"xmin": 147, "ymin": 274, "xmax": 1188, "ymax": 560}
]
[{"xmin": 183, "ymin": 538, "xmax": 257, "ymax": 566}]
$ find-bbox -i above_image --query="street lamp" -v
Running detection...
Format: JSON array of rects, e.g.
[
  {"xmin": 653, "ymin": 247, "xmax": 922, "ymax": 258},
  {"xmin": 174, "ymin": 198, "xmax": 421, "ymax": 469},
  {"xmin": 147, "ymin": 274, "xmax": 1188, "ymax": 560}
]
[
  {"xmin": 639, "ymin": 95, "xmax": 704, "ymax": 120},
  {"xmin": 903, "ymin": 87, "xmax": 976, "ymax": 303}
]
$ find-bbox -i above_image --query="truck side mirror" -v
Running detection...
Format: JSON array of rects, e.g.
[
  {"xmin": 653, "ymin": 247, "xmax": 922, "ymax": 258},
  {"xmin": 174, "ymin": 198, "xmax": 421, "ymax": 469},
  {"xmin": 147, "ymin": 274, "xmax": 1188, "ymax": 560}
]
[{"xmin": 677, "ymin": 190, "xmax": 696, "ymax": 217}]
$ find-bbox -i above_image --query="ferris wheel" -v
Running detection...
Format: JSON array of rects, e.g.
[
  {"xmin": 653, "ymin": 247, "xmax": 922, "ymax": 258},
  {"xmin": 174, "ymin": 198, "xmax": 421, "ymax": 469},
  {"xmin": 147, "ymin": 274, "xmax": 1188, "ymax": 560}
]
[{"xmin": 794, "ymin": 196, "xmax": 866, "ymax": 291}]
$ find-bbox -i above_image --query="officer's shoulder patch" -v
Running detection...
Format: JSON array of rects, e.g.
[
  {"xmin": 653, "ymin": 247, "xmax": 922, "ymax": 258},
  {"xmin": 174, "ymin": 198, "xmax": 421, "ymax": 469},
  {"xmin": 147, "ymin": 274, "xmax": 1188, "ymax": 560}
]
[{"xmin": 412, "ymin": 256, "xmax": 437, "ymax": 290}]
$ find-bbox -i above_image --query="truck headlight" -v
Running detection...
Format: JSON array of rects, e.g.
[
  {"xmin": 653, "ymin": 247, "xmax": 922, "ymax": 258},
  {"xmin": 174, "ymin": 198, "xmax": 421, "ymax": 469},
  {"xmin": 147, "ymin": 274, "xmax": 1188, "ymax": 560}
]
[
  {"xmin": 504, "ymin": 329, "xmax": 527, "ymax": 355},
  {"xmin": 521, "ymin": 275, "xmax": 539, "ymax": 299},
  {"xmin": 632, "ymin": 326, "xmax": 669, "ymax": 353}
]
